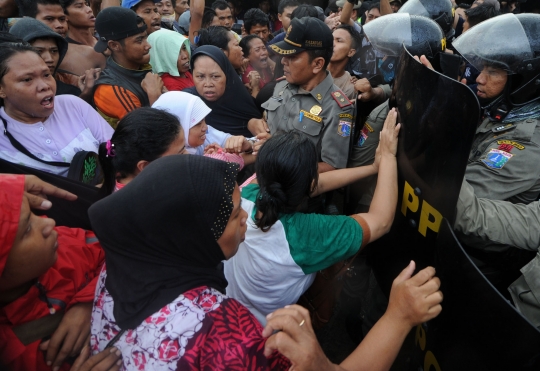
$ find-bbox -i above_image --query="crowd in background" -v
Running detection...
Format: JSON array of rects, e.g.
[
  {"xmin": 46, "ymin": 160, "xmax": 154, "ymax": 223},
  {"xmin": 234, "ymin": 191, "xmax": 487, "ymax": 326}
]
[{"xmin": 0, "ymin": 0, "xmax": 539, "ymax": 370}]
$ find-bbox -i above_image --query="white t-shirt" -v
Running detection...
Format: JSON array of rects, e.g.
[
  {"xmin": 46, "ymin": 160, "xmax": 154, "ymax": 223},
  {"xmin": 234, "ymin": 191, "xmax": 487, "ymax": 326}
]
[
  {"xmin": 0, "ymin": 95, "xmax": 113, "ymax": 176},
  {"xmin": 224, "ymin": 183, "xmax": 365, "ymax": 324}
]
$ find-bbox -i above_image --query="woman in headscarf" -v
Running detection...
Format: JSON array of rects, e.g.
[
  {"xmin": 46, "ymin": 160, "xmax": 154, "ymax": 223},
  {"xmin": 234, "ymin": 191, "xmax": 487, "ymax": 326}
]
[
  {"xmin": 153, "ymin": 92, "xmax": 255, "ymax": 167},
  {"xmin": 183, "ymin": 45, "xmax": 268, "ymax": 137},
  {"xmin": 148, "ymin": 28, "xmax": 195, "ymax": 91},
  {"xmin": 88, "ymin": 155, "xmax": 290, "ymax": 370}
]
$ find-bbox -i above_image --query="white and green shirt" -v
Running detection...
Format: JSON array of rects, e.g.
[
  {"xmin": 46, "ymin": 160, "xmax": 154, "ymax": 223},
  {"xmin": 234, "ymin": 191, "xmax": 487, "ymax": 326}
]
[{"xmin": 224, "ymin": 183, "xmax": 364, "ymax": 324}]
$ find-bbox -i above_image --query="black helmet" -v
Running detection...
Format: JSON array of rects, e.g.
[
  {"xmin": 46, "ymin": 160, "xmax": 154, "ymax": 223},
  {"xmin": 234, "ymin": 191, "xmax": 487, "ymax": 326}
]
[
  {"xmin": 398, "ymin": 0, "xmax": 455, "ymax": 39},
  {"xmin": 453, "ymin": 13, "xmax": 540, "ymax": 106},
  {"xmin": 363, "ymin": 13, "xmax": 446, "ymax": 59}
]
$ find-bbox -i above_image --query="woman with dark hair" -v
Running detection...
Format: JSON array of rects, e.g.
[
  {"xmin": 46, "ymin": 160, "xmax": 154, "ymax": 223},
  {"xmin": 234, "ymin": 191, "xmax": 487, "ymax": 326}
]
[
  {"xmin": 98, "ymin": 107, "xmax": 186, "ymax": 194},
  {"xmin": 196, "ymin": 26, "xmax": 244, "ymax": 72},
  {"xmin": 88, "ymin": 155, "xmax": 291, "ymax": 370},
  {"xmin": 0, "ymin": 42, "xmax": 113, "ymax": 177},
  {"xmin": 224, "ymin": 109, "xmax": 401, "ymax": 324},
  {"xmin": 184, "ymin": 45, "xmax": 268, "ymax": 137},
  {"xmin": 240, "ymin": 35, "xmax": 274, "ymax": 98}
]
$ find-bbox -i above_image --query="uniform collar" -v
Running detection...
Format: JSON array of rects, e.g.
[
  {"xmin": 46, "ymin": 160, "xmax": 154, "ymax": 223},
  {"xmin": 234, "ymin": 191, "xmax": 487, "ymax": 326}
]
[{"xmin": 289, "ymin": 72, "xmax": 335, "ymax": 103}]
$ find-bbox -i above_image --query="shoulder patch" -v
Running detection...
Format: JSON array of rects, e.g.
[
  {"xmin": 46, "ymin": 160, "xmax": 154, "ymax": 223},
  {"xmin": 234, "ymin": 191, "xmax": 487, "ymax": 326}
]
[{"xmin": 331, "ymin": 90, "xmax": 352, "ymax": 108}]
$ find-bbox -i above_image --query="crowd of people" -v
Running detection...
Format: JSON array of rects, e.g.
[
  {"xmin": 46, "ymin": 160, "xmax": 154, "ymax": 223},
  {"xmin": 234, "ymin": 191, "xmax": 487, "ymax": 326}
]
[{"xmin": 0, "ymin": 0, "xmax": 539, "ymax": 370}]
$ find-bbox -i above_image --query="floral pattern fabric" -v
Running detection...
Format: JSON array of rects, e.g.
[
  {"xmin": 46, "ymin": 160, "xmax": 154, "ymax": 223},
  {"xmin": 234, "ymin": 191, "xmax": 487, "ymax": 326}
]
[{"xmin": 91, "ymin": 268, "xmax": 290, "ymax": 370}]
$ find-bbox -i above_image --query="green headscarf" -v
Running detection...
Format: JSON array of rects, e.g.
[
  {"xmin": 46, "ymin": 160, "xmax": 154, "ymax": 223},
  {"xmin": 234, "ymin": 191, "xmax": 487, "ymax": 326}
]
[{"xmin": 148, "ymin": 29, "xmax": 191, "ymax": 77}]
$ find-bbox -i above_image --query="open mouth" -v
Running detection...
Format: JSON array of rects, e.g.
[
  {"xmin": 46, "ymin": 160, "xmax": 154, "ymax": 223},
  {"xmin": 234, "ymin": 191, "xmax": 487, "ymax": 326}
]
[
  {"xmin": 41, "ymin": 96, "xmax": 54, "ymax": 109},
  {"xmin": 152, "ymin": 22, "xmax": 161, "ymax": 29},
  {"xmin": 204, "ymin": 91, "xmax": 216, "ymax": 99}
]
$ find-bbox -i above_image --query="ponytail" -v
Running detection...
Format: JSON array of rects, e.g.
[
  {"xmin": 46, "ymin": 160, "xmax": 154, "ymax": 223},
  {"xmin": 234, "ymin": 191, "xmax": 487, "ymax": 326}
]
[
  {"xmin": 254, "ymin": 131, "xmax": 318, "ymax": 231},
  {"xmin": 98, "ymin": 141, "xmax": 117, "ymax": 195}
]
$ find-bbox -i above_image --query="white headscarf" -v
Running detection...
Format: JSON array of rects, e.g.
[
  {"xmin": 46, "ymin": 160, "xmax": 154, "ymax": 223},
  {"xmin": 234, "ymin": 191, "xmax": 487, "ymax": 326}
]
[{"xmin": 152, "ymin": 91, "xmax": 211, "ymax": 152}]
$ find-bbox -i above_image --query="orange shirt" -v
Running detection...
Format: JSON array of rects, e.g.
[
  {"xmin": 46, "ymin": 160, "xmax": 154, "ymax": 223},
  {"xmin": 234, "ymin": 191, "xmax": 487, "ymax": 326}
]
[{"xmin": 93, "ymin": 85, "xmax": 142, "ymax": 128}]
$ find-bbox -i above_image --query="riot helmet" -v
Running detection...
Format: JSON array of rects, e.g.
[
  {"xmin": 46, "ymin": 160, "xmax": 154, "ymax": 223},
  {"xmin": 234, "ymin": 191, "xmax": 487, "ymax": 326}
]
[
  {"xmin": 363, "ymin": 13, "xmax": 445, "ymax": 59},
  {"xmin": 453, "ymin": 13, "xmax": 540, "ymax": 108},
  {"xmin": 398, "ymin": 0, "xmax": 455, "ymax": 39}
]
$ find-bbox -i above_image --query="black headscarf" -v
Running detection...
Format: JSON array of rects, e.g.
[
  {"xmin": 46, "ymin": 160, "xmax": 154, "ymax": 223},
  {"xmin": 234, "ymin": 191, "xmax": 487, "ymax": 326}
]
[
  {"xmin": 183, "ymin": 45, "xmax": 262, "ymax": 137},
  {"xmin": 88, "ymin": 155, "xmax": 239, "ymax": 330}
]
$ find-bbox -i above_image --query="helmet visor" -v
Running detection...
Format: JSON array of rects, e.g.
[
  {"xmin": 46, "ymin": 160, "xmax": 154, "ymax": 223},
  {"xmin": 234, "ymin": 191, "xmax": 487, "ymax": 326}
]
[
  {"xmin": 398, "ymin": 0, "xmax": 430, "ymax": 18},
  {"xmin": 364, "ymin": 13, "xmax": 412, "ymax": 57},
  {"xmin": 453, "ymin": 14, "xmax": 533, "ymax": 75}
]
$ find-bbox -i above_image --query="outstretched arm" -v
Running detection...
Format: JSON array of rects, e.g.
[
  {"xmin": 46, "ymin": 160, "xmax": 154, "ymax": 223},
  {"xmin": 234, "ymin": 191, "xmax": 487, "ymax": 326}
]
[
  {"xmin": 355, "ymin": 108, "xmax": 400, "ymax": 242},
  {"xmin": 263, "ymin": 261, "xmax": 443, "ymax": 371}
]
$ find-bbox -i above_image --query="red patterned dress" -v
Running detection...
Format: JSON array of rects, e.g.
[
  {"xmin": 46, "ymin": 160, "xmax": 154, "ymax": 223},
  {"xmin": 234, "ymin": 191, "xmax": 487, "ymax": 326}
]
[{"xmin": 91, "ymin": 268, "xmax": 290, "ymax": 370}]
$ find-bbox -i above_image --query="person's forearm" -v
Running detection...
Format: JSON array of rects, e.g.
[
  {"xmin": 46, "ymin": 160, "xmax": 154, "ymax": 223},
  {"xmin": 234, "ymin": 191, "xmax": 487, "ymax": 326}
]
[
  {"xmin": 371, "ymin": 87, "xmax": 387, "ymax": 105},
  {"xmin": 318, "ymin": 161, "xmax": 336, "ymax": 174},
  {"xmin": 189, "ymin": 0, "xmax": 204, "ymax": 44},
  {"xmin": 147, "ymin": 91, "xmax": 162, "ymax": 107},
  {"xmin": 340, "ymin": 312, "xmax": 411, "ymax": 371},
  {"xmin": 100, "ymin": 0, "xmax": 120, "ymax": 9},
  {"xmin": 379, "ymin": 0, "xmax": 393, "ymax": 15},
  {"xmin": 360, "ymin": 154, "xmax": 397, "ymax": 238},
  {"xmin": 339, "ymin": 2, "xmax": 355, "ymax": 26},
  {"xmin": 312, "ymin": 164, "xmax": 377, "ymax": 197}
]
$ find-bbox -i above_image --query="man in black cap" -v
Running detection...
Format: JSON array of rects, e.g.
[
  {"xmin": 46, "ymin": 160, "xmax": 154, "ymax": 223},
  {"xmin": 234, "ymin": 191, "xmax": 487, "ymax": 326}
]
[
  {"xmin": 262, "ymin": 16, "xmax": 354, "ymax": 173},
  {"xmin": 92, "ymin": 6, "xmax": 164, "ymax": 128}
]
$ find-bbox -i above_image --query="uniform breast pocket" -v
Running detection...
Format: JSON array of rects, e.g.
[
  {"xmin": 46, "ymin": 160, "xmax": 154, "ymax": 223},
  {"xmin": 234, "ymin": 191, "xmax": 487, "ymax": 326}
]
[
  {"xmin": 262, "ymin": 98, "xmax": 283, "ymax": 112},
  {"xmin": 293, "ymin": 116, "xmax": 323, "ymax": 137}
]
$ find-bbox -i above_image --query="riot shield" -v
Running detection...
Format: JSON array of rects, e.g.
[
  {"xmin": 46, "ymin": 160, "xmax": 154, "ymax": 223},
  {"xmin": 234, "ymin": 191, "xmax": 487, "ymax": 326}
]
[
  {"xmin": 363, "ymin": 47, "xmax": 480, "ymax": 292},
  {"xmin": 410, "ymin": 219, "xmax": 540, "ymax": 370},
  {"xmin": 0, "ymin": 159, "xmax": 106, "ymax": 230}
]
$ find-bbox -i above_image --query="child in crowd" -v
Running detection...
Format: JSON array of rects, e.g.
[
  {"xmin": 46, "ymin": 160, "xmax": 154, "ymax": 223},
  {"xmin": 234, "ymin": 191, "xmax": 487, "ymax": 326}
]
[
  {"xmin": 153, "ymin": 91, "xmax": 255, "ymax": 165},
  {"xmin": 0, "ymin": 175, "xmax": 104, "ymax": 371},
  {"xmin": 148, "ymin": 28, "xmax": 195, "ymax": 91}
]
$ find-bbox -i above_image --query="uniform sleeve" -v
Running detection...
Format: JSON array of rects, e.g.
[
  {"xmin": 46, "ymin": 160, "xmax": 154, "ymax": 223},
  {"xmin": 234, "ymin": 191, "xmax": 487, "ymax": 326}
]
[
  {"xmin": 348, "ymin": 100, "xmax": 389, "ymax": 168},
  {"xmin": 455, "ymin": 179, "xmax": 540, "ymax": 251},
  {"xmin": 379, "ymin": 84, "xmax": 392, "ymax": 101},
  {"xmin": 93, "ymin": 85, "xmax": 142, "ymax": 122},
  {"xmin": 465, "ymin": 121, "xmax": 540, "ymax": 204},
  {"xmin": 320, "ymin": 104, "xmax": 354, "ymax": 169},
  {"xmin": 283, "ymin": 213, "xmax": 364, "ymax": 274}
]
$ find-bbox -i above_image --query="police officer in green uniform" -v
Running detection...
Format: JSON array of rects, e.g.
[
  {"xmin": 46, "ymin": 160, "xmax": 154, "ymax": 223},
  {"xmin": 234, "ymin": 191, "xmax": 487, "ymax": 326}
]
[
  {"xmin": 262, "ymin": 16, "xmax": 354, "ymax": 173},
  {"xmin": 450, "ymin": 13, "xmax": 540, "ymax": 299},
  {"xmin": 347, "ymin": 14, "xmax": 446, "ymax": 211},
  {"xmin": 453, "ymin": 14, "xmax": 540, "ymax": 207}
]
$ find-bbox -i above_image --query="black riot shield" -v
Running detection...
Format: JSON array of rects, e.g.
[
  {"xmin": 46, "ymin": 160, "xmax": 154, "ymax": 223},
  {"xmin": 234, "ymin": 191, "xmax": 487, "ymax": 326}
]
[
  {"xmin": 363, "ymin": 47, "xmax": 480, "ymax": 292},
  {"xmin": 0, "ymin": 159, "xmax": 107, "ymax": 230},
  {"xmin": 410, "ymin": 219, "xmax": 540, "ymax": 371}
]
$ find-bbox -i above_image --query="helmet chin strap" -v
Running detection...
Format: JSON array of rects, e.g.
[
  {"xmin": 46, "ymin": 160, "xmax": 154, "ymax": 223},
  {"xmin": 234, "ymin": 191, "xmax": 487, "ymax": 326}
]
[{"xmin": 485, "ymin": 81, "xmax": 513, "ymax": 122}]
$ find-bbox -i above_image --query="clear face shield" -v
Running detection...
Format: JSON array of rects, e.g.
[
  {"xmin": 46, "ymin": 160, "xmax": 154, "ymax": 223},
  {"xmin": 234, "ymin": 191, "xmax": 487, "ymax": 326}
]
[
  {"xmin": 363, "ymin": 13, "xmax": 413, "ymax": 57},
  {"xmin": 453, "ymin": 14, "xmax": 534, "ymax": 76}
]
